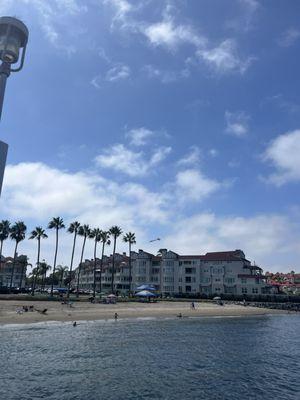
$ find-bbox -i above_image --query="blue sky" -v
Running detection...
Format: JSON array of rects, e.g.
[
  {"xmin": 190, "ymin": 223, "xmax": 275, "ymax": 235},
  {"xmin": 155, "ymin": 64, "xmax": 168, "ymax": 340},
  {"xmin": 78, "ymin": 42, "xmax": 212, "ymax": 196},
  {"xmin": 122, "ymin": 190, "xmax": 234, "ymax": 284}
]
[{"xmin": 0, "ymin": 0, "xmax": 300, "ymax": 272}]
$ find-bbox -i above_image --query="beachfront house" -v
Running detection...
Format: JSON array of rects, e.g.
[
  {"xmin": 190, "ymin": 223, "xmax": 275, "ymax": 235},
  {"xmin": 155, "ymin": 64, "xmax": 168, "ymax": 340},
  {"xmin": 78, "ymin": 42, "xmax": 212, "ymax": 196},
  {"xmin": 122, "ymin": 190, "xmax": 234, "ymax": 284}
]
[{"xmin": 74, "ymin": 249, "xmax": 276, "ymax": 297}]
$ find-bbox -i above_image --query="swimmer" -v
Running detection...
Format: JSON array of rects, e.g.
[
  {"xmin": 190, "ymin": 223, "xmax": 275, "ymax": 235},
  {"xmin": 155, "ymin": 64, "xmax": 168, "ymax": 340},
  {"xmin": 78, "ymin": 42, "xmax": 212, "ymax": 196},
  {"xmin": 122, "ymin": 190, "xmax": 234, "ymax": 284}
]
[{"xmin": 73, "ymin": 321, "xmax": 77, "ymax": 327}]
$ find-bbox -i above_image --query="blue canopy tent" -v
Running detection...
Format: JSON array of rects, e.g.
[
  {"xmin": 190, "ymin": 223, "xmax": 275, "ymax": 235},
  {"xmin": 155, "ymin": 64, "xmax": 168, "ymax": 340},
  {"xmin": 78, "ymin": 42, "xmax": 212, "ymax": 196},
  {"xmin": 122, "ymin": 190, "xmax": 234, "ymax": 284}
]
[{"xmin": 135, "ymin": 290, "xmax": 157, "ymax": 297}]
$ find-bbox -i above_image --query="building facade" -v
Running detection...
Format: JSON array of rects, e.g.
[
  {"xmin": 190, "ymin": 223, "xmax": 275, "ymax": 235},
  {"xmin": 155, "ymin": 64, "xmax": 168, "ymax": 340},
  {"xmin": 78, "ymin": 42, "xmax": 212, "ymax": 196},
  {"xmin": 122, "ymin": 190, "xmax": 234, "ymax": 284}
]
[
  {"xmin": 0, "ymin": 254, "xmax": 28, "ymax": 288},
  {"xmin": 75, "ymin": 249, "xmax": 275, "ymax": 296}
]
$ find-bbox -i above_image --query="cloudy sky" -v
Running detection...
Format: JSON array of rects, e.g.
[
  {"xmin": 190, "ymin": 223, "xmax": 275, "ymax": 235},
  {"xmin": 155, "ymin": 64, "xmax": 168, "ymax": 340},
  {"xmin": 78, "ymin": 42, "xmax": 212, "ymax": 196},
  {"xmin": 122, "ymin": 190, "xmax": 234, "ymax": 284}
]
[{"xmin": 0, "ymin": 0, "xmax": 300, "ymax": 272}]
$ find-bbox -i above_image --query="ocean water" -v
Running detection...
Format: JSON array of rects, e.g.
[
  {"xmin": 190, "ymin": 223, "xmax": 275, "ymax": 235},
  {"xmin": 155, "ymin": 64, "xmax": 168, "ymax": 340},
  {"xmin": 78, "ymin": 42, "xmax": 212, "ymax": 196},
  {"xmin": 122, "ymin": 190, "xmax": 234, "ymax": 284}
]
[{"xmin": 0, "ymin": 315, "xmax": 299, "ymax": 400}]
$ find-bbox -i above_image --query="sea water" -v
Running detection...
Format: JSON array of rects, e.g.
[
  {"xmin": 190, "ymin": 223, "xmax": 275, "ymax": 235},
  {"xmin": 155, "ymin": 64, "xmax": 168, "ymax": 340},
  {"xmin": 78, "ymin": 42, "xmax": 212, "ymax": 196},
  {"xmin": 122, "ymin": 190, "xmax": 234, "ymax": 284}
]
[{"xmin": 0, "ymin": 315, "xmax": 299, "ymax": 400}]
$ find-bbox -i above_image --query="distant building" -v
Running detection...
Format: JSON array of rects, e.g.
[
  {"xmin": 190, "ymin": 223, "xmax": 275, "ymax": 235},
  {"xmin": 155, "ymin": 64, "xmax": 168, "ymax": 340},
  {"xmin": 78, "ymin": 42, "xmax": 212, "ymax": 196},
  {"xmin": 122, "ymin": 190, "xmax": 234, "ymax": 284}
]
[
  {"xmin": 74, "ymin": 249, "xmax": 277, "ymax": 296},
  {"xmin": 266, "ymin": 271, "xmax": 300, "ymax": 295},
  {"xmin": 0, "ymin": 254, "xmax": 28, "ymax": 288}
]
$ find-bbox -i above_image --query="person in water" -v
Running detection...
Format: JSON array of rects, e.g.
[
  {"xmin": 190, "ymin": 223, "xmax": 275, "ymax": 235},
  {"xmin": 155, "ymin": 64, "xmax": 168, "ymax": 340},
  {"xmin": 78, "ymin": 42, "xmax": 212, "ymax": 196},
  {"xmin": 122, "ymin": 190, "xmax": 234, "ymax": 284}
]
[
  {"xmin": 73, "ymin": 321, "xmax": 77, "ymax": 327},
  {"xmin": 114, "ymin": 312, "xmax": 118, "ymax": 320}
]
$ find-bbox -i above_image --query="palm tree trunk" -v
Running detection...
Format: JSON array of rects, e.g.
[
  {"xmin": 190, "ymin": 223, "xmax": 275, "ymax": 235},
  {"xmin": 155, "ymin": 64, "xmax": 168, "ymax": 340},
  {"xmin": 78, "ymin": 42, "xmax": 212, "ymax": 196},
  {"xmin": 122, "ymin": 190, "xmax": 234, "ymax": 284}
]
[
  {"xmin": 9, "ymin": 241, "xmax": 18, "ymax": 291},
  {"xmin": 32, "ymin": 238, "xmax": 41, "ymax": 296},
  {"xmin": 100, "ymin": 241, "xmax": 105, "ymax": 294},
  {"xmin": 60, "ymin": 271, "xmax": 64, "ymax": 287},
  {"xmin": 0, "ymin": 239, "xmax": 3, "ymax": 263},
  {"xmin": 129, "ymin": 242, "xmax": 132, "ymax": 296},
  {"xmin": 67, "ymin": 231, "xmax": 77, "ymax": 298},
  {"xmin": 111, "ymin": 237, "xmax": 116, "ymax": 294},
  {"xmin": 19, "ymin": 262, "xmax": 26, "ymax": 289},
  {"xmin": 76, "ymin": 235, "xmax": 87, "ymax": 297},
  {"xmin": 93, "ymin": 239, "xmax": 97, "ymax": 298},
  {"xmin": 51, "ymin": 228, "xmax": 59, "ymax": 297}
]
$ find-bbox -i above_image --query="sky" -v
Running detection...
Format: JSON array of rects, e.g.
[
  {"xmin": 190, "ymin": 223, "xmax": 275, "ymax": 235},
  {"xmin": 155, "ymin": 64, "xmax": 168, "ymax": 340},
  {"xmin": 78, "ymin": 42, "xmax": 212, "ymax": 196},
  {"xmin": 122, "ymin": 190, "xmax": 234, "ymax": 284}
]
[{"xmin": 0, "ymin": 0, "xmax": 300, "ymax": 273}]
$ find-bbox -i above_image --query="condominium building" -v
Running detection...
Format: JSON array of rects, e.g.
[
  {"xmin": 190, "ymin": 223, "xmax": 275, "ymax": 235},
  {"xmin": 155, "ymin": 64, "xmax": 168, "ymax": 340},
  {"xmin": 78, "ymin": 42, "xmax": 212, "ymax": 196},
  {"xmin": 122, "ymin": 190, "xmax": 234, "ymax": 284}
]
[
  {"xmin": 0, "ymin": 254, "xmax": 28, "ymax": 288},
  {"xmin": 74, "ymin": 248, "xmax": 275, "ymax": 296}
]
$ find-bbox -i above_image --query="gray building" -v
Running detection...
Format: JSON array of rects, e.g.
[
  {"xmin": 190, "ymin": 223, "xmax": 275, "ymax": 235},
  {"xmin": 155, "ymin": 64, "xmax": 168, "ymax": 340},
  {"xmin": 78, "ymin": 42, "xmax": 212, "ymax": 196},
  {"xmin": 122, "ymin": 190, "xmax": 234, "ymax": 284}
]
[{"xmin": 75, "ymin": 249, "xmax": 275, "ymax": 296}]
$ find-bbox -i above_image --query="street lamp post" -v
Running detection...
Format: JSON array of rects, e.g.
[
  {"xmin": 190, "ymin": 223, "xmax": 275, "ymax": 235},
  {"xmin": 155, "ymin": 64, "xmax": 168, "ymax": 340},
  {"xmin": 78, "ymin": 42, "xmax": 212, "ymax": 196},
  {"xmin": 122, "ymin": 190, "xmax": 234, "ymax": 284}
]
[{"xmin": 0, "ymin": 16, "xmax": 28, "ymax": 195}]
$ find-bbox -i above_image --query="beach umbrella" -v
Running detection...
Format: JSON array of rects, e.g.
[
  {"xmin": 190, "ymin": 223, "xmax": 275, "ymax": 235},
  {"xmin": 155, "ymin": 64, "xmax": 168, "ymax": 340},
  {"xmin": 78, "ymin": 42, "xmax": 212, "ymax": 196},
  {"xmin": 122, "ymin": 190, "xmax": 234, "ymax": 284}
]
[
  {"xmin": 135, "ymin": 290, "xmax": 156, "ymax": 297},
  {"xmin": 107, "ymin": 294, "xmax": 117, "ymax": 298},
  {"xmin": 213, "ymin": 296, "xmax": 221, "ymax": 300},
  {"xmin": 136, "ymin": 284, "xmax": 156, "ymax": 291}
]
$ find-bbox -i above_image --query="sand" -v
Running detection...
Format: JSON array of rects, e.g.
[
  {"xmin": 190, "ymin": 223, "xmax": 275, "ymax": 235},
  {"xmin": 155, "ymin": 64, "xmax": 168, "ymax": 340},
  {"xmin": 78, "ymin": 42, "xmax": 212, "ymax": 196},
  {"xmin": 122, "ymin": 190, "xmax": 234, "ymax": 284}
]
[{"xmin": 0, "ymin": 299, "xmax": 288, "ymax": 325}]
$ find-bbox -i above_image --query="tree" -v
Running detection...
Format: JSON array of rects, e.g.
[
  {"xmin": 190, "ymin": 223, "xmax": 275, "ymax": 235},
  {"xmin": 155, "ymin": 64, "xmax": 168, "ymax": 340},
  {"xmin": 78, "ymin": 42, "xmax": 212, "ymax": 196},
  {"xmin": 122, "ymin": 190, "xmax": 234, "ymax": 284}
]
[
  {"xmin": 0, "ymin": 220, "xmax": 10, "ymax": 264},
  {"xmin": 89, "ymin": 228, "xmax": 102, "ymax": 298},
  {"xmin": 9, "ymin": 221, "xmax": 27, "ymax": 291},
  {"xmin": 48, "ymin": 217, "xmax": 65, "ymax": 296},
  {"xmin": 39, "ymin": 261, "xmax": 51, "ymax": 290},
  {"xmin": 56, "ymin": 265, "xmax": 69, "ymax": 287},
  {"xmin": 76, "ymin": 224, "xmax": 90, "ymax": 296},
  {"xmin": 18, "ymin": 255, "xmax": 31, "ymax": 289},
  {"xmin": 29, "ymin": 227, "xmax": 48, "ymax": 295},
  {"xmin": 109, "ymin": 226, "xmax": 122, "ymax": 293},
  {"xmin": 99, "ymin": 231, "xmax": 110, "ymax": 294},
  {"xmin": 67, "ymin": 221, "xmax": 80, "ymax": 297},
  {"xmin": 123, "ymin": 232, "xmax": 136, "ymax": 295}
]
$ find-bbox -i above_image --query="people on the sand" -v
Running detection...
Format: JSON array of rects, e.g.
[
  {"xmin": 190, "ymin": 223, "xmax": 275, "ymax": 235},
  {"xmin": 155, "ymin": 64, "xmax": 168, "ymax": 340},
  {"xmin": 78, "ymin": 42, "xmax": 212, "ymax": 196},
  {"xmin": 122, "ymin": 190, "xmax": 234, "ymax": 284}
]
[
  {"xmin": 191, "ymin": 302, "xmax": 195, "ymax": 310},
  {"xmin": 177, "ymin": 313, "xmax": 182, "ymax": 318}
]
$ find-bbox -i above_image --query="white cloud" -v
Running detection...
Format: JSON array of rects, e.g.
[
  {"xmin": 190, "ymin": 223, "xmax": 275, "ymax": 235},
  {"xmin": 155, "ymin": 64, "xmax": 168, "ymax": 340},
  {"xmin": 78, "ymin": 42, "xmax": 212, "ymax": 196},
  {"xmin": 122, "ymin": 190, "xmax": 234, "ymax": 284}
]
[
  {"xmin": 1, "ymin": 161, "xmax": 299, "ymax": 272},
  {"xmin": 126, "ymin": 127, "xmax": 155, "ymax": 146},
  {"xmin": 197, "ymin": 39, "xmax": 254, "ymax": 74},
  {"xmin": 1, "ymin": 0, "xmax": 87, "ymax": 53},
  {"xmin": 278, "ymin": 28, "xmax": 300, "ymax": 47},
  {"xmin": 144, "ymin": 19, "xmax": 202, "ymax": 50},
  {"xmin": 143, "ymin": 64, "xmax": 190, "ymax": 83},
  {"xmin": 175, "ymin": 169, "xmax": 220, "ymax": 202},
  {"xmin": 94, "ymin": 144, "xmax": 171, "ymax": 177},
  {"xmin": 91, "ymin": 63, "xmax": 131, "ymax": 88},
  {"xmin": 263, "ymin": 130, "xmax": 300, "ymax": 186},
  {"xmin": 177, "ymin": 146, "xmax": 201, "ymax": 166},
  {"xmin": 163, "ymin": 212, "xmax": 300, "ymax": 271},
  {"xmin": 105, "ymin": 63, "xmax": 131, "ymax": 82},
  {"xmin": 225, "ymin": 110, "xmax": 250, "ymax": 137}
]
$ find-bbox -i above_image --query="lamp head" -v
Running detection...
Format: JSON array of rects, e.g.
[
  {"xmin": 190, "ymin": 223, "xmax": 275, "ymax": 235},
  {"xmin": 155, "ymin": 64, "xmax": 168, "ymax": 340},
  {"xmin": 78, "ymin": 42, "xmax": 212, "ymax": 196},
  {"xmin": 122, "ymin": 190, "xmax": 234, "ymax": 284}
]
[{"xmin": 0, "ymin": 16, "xmax": 28, "ymax": 65}]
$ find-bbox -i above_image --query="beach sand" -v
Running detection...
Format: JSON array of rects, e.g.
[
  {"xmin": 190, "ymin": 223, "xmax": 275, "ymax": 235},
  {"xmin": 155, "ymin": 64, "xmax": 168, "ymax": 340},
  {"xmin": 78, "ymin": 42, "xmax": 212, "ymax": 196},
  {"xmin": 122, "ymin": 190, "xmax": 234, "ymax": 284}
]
[{"xmin": 0, "ymin": 299, "xmax": 288, "ymax": 325}]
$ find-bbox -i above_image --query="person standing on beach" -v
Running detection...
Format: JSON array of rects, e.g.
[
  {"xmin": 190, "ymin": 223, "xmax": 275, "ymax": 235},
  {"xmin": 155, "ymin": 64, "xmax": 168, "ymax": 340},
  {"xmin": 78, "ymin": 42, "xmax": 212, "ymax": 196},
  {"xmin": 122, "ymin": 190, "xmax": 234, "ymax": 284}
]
[{"xmin": 114, "ymin": 312, "xmax": 118, "ymax": 321}]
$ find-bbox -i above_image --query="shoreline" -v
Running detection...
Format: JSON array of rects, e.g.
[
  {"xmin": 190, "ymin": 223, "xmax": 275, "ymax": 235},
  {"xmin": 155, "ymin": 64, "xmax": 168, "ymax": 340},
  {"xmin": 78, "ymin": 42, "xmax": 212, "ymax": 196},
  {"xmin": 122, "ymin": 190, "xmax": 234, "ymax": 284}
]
[{"xmin": 0, "ymin": 300, "xmax": 291, "ymax": 325}]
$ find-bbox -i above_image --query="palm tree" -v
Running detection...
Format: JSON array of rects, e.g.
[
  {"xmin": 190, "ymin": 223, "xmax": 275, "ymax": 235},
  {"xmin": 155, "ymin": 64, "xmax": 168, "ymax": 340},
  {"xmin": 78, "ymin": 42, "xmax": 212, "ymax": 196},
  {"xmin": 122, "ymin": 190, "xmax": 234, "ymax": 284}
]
[
  {"xmin": 89, "ymin": 228, "xmax": 102, "ymax": 298},
  {"xmin": 0, "ymin": 220, "xmax": 10, "ymax": 265},
  {"xmin": 9, "ymin": 221, "xmax": 27, "ymax": 291},
  {"xmin": 48, "ymin": 217, "xmax": 65, "ymax": 296},
  {"xmin": 56, "ymin": 265, "xmax": 69, "ymax": 287},
  {"xmin": 18, "ymin": 255, "xmax": 31, "ymax": 289},
  {"xmin": 99, "ymin": 231, "xmax": 110, "ymax": 294},
  {"xmin": 123, "ymin": 232, "xmax": 136, "ymax": 295},
  {"xmin": 109, "ymin": 226, "xmax": 122, "ymax": 294},
  {"xmin": 29, "ymin": 227, "xmax": 48, "ymax": 295},
  {"xmin": 39, "ymin": 260, "xmax": 51, "ymax": 290},
  {"xmin": 67, "ymin": 221, "xmax": 81, "ymax": 297},
  {"xmin": 76, "ymin": 224, "xmax": 90, "ymax": 296}
]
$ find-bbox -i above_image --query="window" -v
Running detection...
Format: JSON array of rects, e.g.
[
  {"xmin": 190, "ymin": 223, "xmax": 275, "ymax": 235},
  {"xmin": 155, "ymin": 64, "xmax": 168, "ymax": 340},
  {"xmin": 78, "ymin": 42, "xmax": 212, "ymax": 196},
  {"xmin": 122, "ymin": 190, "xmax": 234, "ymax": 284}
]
[
  {"xmin": 166, "ymin": 261, "xmax": 174, "ymax": 266},
  {"xmin": 215, "ymin": 278, "xmax": 221, "ymax": 282},
  {"xmin": 185, "ymin": 276, "xmax": 191, "ymax": 283},
  {"xmin": 241, "ymin": 278, "xmax": 247, "ymax": 284},
  {"xmin": 225, "ymin": 278, "xmax": 235, "ymax": 284},
  {"xmin": 164, "ymin": 276, "xmax": 174, "ymax": 282},
  {"xmin": 183, "ymin": 260, "xmax": 192, "ymax": 265},
  {"xmin": 185, "ymin": 285, "xmax": 191, "ymax": 292},
  {"xmin": 152, "ymin": 261, "xmax": 160, "ymax": 266},
  {"xmin": 201, "ymin": 277, "xmax": 210, "ymax": 283},
  {"xmin": 151, "ymin": 268, "xmax": 159, "ymax": 274},
  {"xmin": 139, "ymin": 261, "xmax": 146, "ymax": 266},
  {"xmin": 252, "ymin": 288, "xmax": 259, "ymax": 294},
  {"xmin": 242, "ymin": 288, "xmax": 247, "ymax": 294},
  {"xmin": 255, "ymin": 278, "xmax": 260, "ymax": 285}
]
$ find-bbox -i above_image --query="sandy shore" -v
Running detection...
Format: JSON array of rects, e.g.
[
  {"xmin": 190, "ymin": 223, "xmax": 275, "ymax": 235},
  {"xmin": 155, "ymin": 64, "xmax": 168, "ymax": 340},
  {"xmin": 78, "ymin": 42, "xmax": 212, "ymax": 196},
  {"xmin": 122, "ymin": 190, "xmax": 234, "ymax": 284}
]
[{"xmin": 0, "ymin": 300, "xmax": 289, "ymax": 325}]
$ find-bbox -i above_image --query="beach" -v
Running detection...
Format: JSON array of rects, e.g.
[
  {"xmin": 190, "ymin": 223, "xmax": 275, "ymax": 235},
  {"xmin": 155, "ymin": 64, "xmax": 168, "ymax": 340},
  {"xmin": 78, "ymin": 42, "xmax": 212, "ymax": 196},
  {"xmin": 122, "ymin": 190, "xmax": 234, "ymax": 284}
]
[{"xmin": 0, "ymin": 299, "xmax": 288, "ymax": 324}]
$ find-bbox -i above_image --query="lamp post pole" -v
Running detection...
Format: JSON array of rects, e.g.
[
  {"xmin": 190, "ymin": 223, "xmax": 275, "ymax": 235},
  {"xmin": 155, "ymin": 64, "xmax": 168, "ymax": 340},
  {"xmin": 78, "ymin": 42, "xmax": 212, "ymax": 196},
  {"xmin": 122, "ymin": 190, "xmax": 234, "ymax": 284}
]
[
  {"xmin": 0, "ymin": 16, "xmax": 29, "ymax": 195},
  {"xmin": 0, "ymin": 62, "xmax": 10, "ymax": 121}
]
